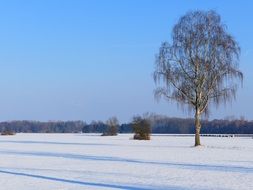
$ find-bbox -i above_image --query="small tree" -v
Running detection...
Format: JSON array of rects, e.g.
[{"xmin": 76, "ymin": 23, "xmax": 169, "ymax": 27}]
[
  {"xmin": 132, "ymin": 116, "xmax": 151, "ymax": 140},
  {"xmin": 102, "ymin": 117, "xmax": 119, "ymax": 136},
  {"xmin": 154, "ymin": 10, "xmax": 243, "ymax": 146}
]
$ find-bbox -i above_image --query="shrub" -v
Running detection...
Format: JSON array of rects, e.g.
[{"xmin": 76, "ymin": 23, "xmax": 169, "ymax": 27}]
[
  {"xmin": 1, "ymin": 130, "xmax": 16, "ymax": 136},
  {"xmin": 102, "ymin": 117, "xmax": 119, "ymax": 136},
  {"xmin": 132, "ymin": 116, "xmax": 151, "ymax": 140}
]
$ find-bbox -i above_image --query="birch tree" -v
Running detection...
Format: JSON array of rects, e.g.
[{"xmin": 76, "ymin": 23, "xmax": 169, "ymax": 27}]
[{"xmin": 154, "ymin": 10, "xmax": 243, "ymax": 146}]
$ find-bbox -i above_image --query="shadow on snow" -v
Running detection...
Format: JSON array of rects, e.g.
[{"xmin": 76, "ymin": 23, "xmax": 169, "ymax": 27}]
[
  {"xmin": 0, "ymin": 150, "xmax": 252, "ymax": 173},
  {"xmin": 0, "ymin": 140, "xmax": 189, "ymax": 148},
  {"xmin": 0, "ymin": 169, "xmax": 189, "ymax": 190},
  {"xmin": 0, "ymin": 169, "xmax": 151, "ymax": 190}
]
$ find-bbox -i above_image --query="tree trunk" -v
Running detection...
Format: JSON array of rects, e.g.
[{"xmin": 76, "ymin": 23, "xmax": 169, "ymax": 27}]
[{"xmin": 194, "ymin": 110, "xmax": 201, "ymax": 146}]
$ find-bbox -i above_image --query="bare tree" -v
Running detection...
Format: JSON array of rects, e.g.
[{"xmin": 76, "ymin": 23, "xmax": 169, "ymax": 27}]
[
  {"xmin": 154, "ymin": 10, "xmax": 243, "ymax": 146},
  {"xmin": 102, "ymin": 117, "xmax": 119, "ymax": 136}
]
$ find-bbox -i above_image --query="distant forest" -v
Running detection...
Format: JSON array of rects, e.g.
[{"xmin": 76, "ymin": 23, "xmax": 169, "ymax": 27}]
[{"xmin": 0, "ymin": 114, "xmax": 252, "ymax": 134}]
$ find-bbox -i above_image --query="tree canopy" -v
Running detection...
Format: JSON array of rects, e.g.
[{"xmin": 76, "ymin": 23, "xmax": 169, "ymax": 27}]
[{"xmin": 154, "ymin": 10, "xmax": 243, "ymax": 145}]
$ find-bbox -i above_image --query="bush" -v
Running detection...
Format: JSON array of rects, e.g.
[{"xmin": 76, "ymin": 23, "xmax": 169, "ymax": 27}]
[
  {"xmin": 1, "ymin": 130, "xmax": 16, "ymax": 136},
  {"xmin": 132, "ymin": 116, "xmax": 151, "ymax": 140},
  {"xmin": 101, "ymin": 117, "xmax": 119, "ymax": 136},
  {"xmin": 133, "ymin": 133, "xmax": 150, "ymax": 140}
]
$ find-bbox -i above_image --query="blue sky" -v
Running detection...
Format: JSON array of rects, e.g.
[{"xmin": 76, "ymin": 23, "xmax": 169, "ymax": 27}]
[{"xmin": 0, "ymin": 0, "xmax": 252, "ymax": 123}]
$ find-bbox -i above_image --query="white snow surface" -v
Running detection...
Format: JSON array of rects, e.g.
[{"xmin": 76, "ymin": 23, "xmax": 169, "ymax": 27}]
[{"xmin": 0, "ymin": 133, "xmax": 252, "ymax": 190}]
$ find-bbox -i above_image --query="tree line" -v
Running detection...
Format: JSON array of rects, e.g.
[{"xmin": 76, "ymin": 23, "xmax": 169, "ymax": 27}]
[{"xmin": 0, "ymin": 115, "xmax": 252, "ymax": 134}]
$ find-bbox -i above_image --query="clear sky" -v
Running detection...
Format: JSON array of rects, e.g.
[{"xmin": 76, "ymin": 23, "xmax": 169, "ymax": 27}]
[{"xmin": 0, "ymin": 0, "xmax": 252, "ymax": 123}]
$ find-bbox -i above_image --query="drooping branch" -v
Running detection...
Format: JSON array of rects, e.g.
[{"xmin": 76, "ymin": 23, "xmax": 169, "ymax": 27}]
[{"xmin": 154, "ymin": 10, "xmax": 243, "ymax": 117}]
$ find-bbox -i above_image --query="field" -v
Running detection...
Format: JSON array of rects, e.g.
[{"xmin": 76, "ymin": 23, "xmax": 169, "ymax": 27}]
[{"xmin": 0, "ymin": 134, "xmax": 252, "ymax": 190}]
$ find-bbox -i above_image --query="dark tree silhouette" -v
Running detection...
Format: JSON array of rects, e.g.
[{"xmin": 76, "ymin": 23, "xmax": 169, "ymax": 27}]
[{"xmin": 154, "ymin": 10, "xmax": 243, "ymax": 146}]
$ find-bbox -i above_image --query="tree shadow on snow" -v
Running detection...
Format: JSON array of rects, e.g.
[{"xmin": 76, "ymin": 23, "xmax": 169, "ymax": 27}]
[
  {"xmin": 0, "ymin": 140, "xmax": 190, "ymax": 149},
  {"xmin": 0, "ymin": 169, "xmax": 189, "ymax": 190},
  {"xmin": 0, "ymin": 140, "xmax": 118, "ymax": 147},
  {"xmin": 0, "ymin": 150, "xmax": 252, "ymax": 174}
]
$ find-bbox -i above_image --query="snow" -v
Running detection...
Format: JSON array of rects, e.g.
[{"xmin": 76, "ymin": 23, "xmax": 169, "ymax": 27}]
[{"xmin": 0, "ymin": 133, "xmax": 252, "ymax": 190}]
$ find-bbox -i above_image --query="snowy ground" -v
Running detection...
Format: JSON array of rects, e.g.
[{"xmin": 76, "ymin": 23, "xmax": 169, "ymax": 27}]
[{"xmin": 0, "ymin": 134, "xmax": 252, "ymax": 190}]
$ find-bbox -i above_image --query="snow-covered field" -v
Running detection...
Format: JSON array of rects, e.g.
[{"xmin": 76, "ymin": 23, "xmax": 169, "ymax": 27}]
[{"xmin": 0, "ymin": 134, "xmax": 252, "ymax": 190}]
